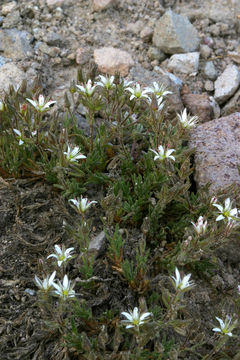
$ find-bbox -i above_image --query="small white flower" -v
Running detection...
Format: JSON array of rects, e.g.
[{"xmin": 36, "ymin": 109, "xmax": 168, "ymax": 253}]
[
  {"xmin": 96, "ymin": 75, "xmax": 115, "ymax": 89},
  {"xmin": 126, "ymin": 83, "xmax": 150, "ymax": 101},
  {"xmin": 26, "ymin": 94, "xmax": 56, "ymax": 112},
  {"xmin": 47, "ymin": 245, "xmax": 74, "ymax": 267},
  {"xmin": 171, "ymin": 267, "xmax": 195, "ymax": 291},
  {"xmin": 191, "ymin": 216, "xmax": 207, "ymax": 235},
  {"xmin": 13, "ymin": 128, "xmax": 24, "ymax": 145},
  {"xmin": 34, "ymin": 271, "xmax": 56, "ymax": 292},
  {"xmin": 149, "ymin": 145, "xmax": 175, "ymax": 161},
  {"xmin": 64, "ymin": 145, "xmax": 86, "ymax": 162},
  {"xmin": 177, "ymin": 108, "xmax": 198, "ymax": 129},
  {"xmin": 52, "ymin": 274, "xmax": 75, "ymax": 300},
  {"xmin": 76, "ymin": 79, "xmax": 97, "ymax": 96},
  {"xmin": 145, "ymin": 82, "xmax": 172, "ymax": 98},
  {"xmin": 31, "ymin": 130, "xmax": 37, "ymax": 136},
  {"xmin": 0, "ymin": 100, "xmax": 4, "ymax": 111},
  {"xmin": 210, "ymin": 196, "xmax": 218, "ymax": 204},
  {"xmin": 212, "ymin": 316, "xmax": 234, "ymax": 337},
  {"xmin": 213, "ymin": 198, "xmax": 238, "ymax": 223},
  {"xmin": 69, "ymin": 196, "xmax": 97, "ymax": 214},
  {"xmin": 121, "ymin": 307, "xmax": 152, "ymax": 330}
]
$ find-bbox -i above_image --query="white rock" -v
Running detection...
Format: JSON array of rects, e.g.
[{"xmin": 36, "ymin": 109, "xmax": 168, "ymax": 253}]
[
  {"xmin": 94, "ymin": 47, "xmax": 134, "ymax": 76},
  {"xmin": 0, "ymin": 63, "xmax": 25, "ymax": 96},
  {"xmin": 167, "ymin": 52, "xmax": 199, "ymax": 75},
  {"xmin": 214, "ymin": 64, "xmax": 240, "ymax": 104}
]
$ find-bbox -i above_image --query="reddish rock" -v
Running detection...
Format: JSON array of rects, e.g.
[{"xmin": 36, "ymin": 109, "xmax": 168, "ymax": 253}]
[
  {"xmin": 92, "ymin": 0, "xmax": 115, "ymax": 11},
  {"xmin": 189, "ymin": 113, "xmax": 240, "ymax": 192},
  {"xmin": 94, "ymin": 47, "xmax": 134, "ymax": 76}
]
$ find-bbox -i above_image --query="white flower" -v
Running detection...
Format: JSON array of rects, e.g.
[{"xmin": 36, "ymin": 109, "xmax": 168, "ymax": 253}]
[
  {"xmin": 34, "ymin": 271, "xmax": 56, "ymax": 292},
  {"xmin": 210, "ymin": 196, "xmax": 218, "ymax": 205},
  {"xmin": 96, "ymin": 75, "xmax": 115, "ymax": 89},
  {"xmin": 76, "ymin": 79, "xmax": 97, "ymax": 96},
  {"xmin": 0, "ymin": 100, "xmax": 4, "ymax": 111},
  {"xmin": 13, "ymin": 129, "xmax": 24, "ymax": 145},
  {"xmin": 171, "ymin": 267, "xmax": 195, "ymax": 291},
  {"xmin": 212, "ymin": 316, "xmax": 234, "ymax": 337},
  {"xmin": 191, "ymin": 216, "xmax": 207, "ymax": 235},
  {"xmin": 149, "ymin": 145, "xmax": 175, "ymax": 161},
  {"xmin": 26, "ymin": 94, "xmax": 56, "ymax": 112},
  {"xmin": 52, "ymin": 274, "xmax": 75, "ymax": 300},
  {"xmin": 123, "ymin": 78, "xmax": 134, "ymax": 88},
  {"xmin": 177, "ymin": 108, "xmax": 198, "ymax": 129},
  {"xmin": 121, "ymin": 307, "xmax": 152, "ymax": 330},
  {"xmin": 125, "ymin": 83, "xmax": 150, "ymax": 101},
  {"xmin": 213, "ymin": 198, "xmax": 238, "ymax": 223},
  {"xmin": 64, "ymin": 145, "xmax": 86, "ymax": 162},
  {"xmin": 145, "ymin": 82, "xmax": 172, "ymax": 98},
  {"xmin": 47, "ymin": 245, "xmax": 74, "ymax": 267},
  {"xmin": 69, "ymin": 196, "xmax": 97, "ymax": 213}
]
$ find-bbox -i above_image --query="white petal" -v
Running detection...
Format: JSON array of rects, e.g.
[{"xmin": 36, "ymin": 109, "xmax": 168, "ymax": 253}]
[
  {"xmin": 224, "ymin": 198, "xmax": 231, "ymax": 209},
  {"xmin": 47, "ymin": 254, "xmax": 57, "ymax": 259},
  {"xmin": 35, "ymin": 275, "xmax": 42, "ymax": 288},
  {"xmin": 65, "ymin": 247, "xmax": 74, "ymax": 255},
  {"xmin": 212, "ymin": 204, "xmax": 223, "ymax": 212},
  {"xmin": 39, "ymin": 95, "xmax": 45, "ymax": 107},
  {"xmin": 140, "ymin": 312, "xmax": 152, "ymax": 321},
  {"xmin": 63, "ymin": 275, "xmax": 69, "ymax": 288},
  {"xmin": 13, "ymin": 129, "xmax": 21, "ymax": 136},
  {"xmin": 121, "ymin": 312, "xmax": 133, "ymax": 321},
  {"xmin": 216, "ymin": 317, "xmax": 225, "ymax": 329},
  {"xmin": 216, "ymin": 215, "xmax": 225, "ymax": 221},
  {"xmin": 212, "ymin": 327, "xmax": 221, "ymax": 333},
  {"xmin": 19, "ymin": 139, "xmax": 24, "ymax": 146},
  {"xmin": 54, "ymin": 245, "xmax": 62, "ymax": 255},
  {"xmin": 26, "ymin": 98, "xmax": 37, "ymax": 109},
  {"xmin": 49, "ymin": 271, "xmax": 56, "ymax": 285}
]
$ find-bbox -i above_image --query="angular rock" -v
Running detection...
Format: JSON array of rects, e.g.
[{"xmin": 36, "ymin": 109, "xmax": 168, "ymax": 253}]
[
  {"xmin": 0, "ymin": 29, "xmax": 32, "ymax": 60},
  {"xmin": 88, "ymin": 231, "xmax": 106, "ymax": 259},
  {"xmin": 181, "ymin": 85, "xmax": 214, "ymax": 123},
  {"xmin": 147, "ymin": 47, "xmax": 166, "ymax": 62},
  {"xmin": 2, "ymin": 10, "xmax": 20, "ymax": 29},
  {"xmin": 189, "ymin": 113, "xmax": 240, "ymax": 192},
  {"xmin": 167, "ymin": 52, "xmax": 199, "ymax": 75},
  {"xmin": 0, "ymin": 63, "xmax": 26, "ymax": 96},
  {"xmin": 203, "ymin": 61, "xmax": 217, "ymax": 81},
  {"xmin": 140, "ymin": 26, "xmax": 153, "ymax": 42},
  {"xmin": 76, "ymin": 47, "xmax": 91, "ymax": 65},
  {"xmin": 46, "ymin": 32, "xmax": 63, "ymax": 47},
  {"xmin": 92, "ymin": 0, "xmax": 115, "ymax": 12},
  {"xmin": 221, "ymin": 88, "xmax": 240, "ymax": 117},
  {"xmin": 152, "ymin": 10, "xmax": 200, "ymax": 54},
  {"xmin": 94, "ymin": 47, "xmax": 134, "ymax": 76},
  {"xmin": 214, "ymin": 64, "xmax": 240, "ymax": 104},
  {"xmin": 1, "ymin": 1, "xmax": 17, "ymax": 16}
]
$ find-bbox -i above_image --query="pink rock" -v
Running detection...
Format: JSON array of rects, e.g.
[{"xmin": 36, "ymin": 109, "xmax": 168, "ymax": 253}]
[
  {"xmin": 92, "ymin": 0, "xmax": 115, "ymax": 11},
  {"xmin": 46, "ymin": 0, "xmax": 65, "ymax": 9},
  {"xmin": 94, "ymin": 47, "xmax": 134, "ymax": 76}
]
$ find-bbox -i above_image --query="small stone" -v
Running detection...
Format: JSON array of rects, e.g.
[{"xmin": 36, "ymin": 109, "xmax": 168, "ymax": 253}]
[
  {"xmin": 147, "ymin": 47, "xmax": 166, "ymax": 62},
  {"xmin": 209, "ymin": 96, "xmax": 221, "ymax": 119},
  {"xmin": 0, "ymin": 56, "xmax": 10, "ymax": 68},
  {"xmin": 92, "ymin": 0, "xmax": 115, "ymax": 11},
  {"xmin": 167, "ymin": 52, "xmax": 199, "ymax": 75},
  {"xmin": 46, "ymin": 32, "xmax": 63, "ymax": 47},
  {"xmin": 189, "ymin": 112, "xmax": 240, "ymax": 192},
  {"xmin": 204, "ymin": 80, "xmax": 214, "ymax": 92},
  {"xmin": 46, "ymin": 0, "xmax": 65, "ymax": 9},
  {"xmin": 94, "ymin": 47, "xmax": 134, "ymax": 76},
  {"xmin": 203, "ymin": 61, "xmax": 217, "ymax": 81},
  {"xmin": 153, "ymin": 9, "xmax": 200, "ymax": 54},
  {"xmin": 200, "ymin": 44, "xmax": 212, "ymax": 59},
  {"xmin": 126, "ymin": 20, "xmax": 145, "ymax": 35},
  {"xmin": 140, "ymin": 26, "xmax": 153, "ymax": 42},
  {"xmin": 2, "ymin": 10, "xmax": 20, "ymax": 28},
  {"xmin": 1, "ymin": 1, "xmax": 17, "ymax": 16},
  {"xmin": 38, "ymin": 43, "xmax": 60, "ymax": 57},
  {"xmin": 75, "ymin": 47, "xmax": 91, "ymax": 65},
  {"xmin": 221, "ymin": 88, "xmax": 240, "ymax": 117},
  {"xmin": 214, "ymin": 64, "xmax": 240, "ymax": 104},
  {"xmin": 0, "ymin": 63, "xmax": 26, "ymax": 96},
  {"xmin": 88, "ymin": 231, "xmax": 106, "ymax": 259}
]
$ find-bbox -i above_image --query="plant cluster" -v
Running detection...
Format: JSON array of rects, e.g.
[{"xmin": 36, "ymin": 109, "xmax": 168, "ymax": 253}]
[{"xmin": 0, "ymin": 70, "xmax": 239, "ymax": 359}]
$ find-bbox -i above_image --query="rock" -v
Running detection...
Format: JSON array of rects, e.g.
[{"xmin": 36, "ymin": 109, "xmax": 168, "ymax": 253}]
[
  {"xmin": 209, "ymin": 96, "xmax": 221, "ymax": 119},
  {"xmin": 181, "ymin": 85, "xmax": 213, "ymax": 123},
  {"xmin": 38, "ymin": 43, "xmax": 60, "ymax": 57},
  {"xmin": 0, "ymin": 56, "xmax": 11, "ymax": 68},
  {"xmin": 189, "ymin": 113, "xmax": 240, "ymax": 192},
  {"xmin": 1, "ymin": 1, "xmax": 17, "ymax": 16},
  {"xmin": 46, "ymin": 0, "xmax": 65, "ymax": 9},
  {"xmin": 92, "ymin": 0, "xmax": 115, "ymax": 12},
  {"xmin": 94, "ymin": 47, "xmax": 134, "ymax": 76},
  {"xmin": 126, "ymin": 20, "xmax": 145, "ymax": 35},
  {"xmin": 75, "ymin": 47, "xmax": 91, "ymax": 65},
  {"xmin": 221, "ymin": 88, "xmax": 240, "ymax": 117},
  {"xmin": 167, "ymin": 52, "xmax": 199, "ymax": 75},
  {"xmin": 200, "ymin": 44, "xmax": 212, "ymax": 59},
  {"xmin": 0, "ymin": 63, "xmax": 26, "ymax": 96},
  {"xmin": 204, "ymin": 80, "xmax": 214, "ymax": 92},
  {"xmin": 203, "ymin": 61, "xmax": 217, "ymax": 81},
  {"xmin": 214, "ymin": 64, "xmax": 240, "ymax": 104},
  {"xmin": 2, "ymin": 10, "xmax": 20, "ymax": 29},
  {"xmin": 0, "ymin": 29, "xmax": 32, "ymax": 60},
  {"xmin": 46, "ymin": 32, "xmax": 63, "ymax": 47},
  {"xmin": 88, "ymin": 231, "xmax": 106, "ymax": 259},
  {"xmin": 147, "ymin": 47, "xmax": 166, "ymax": 62},
  {"xmin": 140, "ymin": 26, "xmax": 153, "ymax": 42},
  {"xmin": 152, "ymin": 10, "xmax": 200, "ymax": 54}
]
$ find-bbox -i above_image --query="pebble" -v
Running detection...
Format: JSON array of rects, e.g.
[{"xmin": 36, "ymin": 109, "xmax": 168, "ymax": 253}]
[
  {"xmin": 94, "ymin": 47, "xmax": 134, "ymax": 76},
  {"xmin": 2, "ymin": 10, "xmax": 20, "ymax": 28},
  {"xmin": 153, "ymin": 9, "xmax": 200, "ymax": 54},
  {"xmin": 126, "ymin": 20, "xmax": 145, "ymax": 35},
  {"xmin": 204, "ymin": 80, "xmax": 214, "ymax": 92},
  {"xmin": 0, "ymin": 63, "xmax": 26, "ymax": 96},
  {"xmin": 189, "ymin": 112, "xmax": 240, "ymax": 193},
  {"xmin": 92, "ymin": 0, "xmax": 115, "ymax": 12},
  {"xmin": 147, "ymin": 47, "xmax": 166, "ymax": 62},
  {"xmin": 88, "ymin": 231, "xmax": 106, "ymax": 259},
  {"xmin": 140, "ymin": 26, "xmax": 153, "ymax": 42},
  {"xmin": 46, "ymin": 0, "xmax": 65, "ymax": 9},
  {"xmin": 75, "ymin": 47, "xmax": 91, "ymax": 65},
  {"xmin": 203, "ymin": 61, "xmax": 217, "ymax": 81},
  {"xmin": 46, "ymin": 31, "xmax": 63, "ymax": 46},
  {"xmin": 1, "ymin": 1, "xmax": 17, "ymax": 16},
  {"xmin": 214, "ymin": 64, "xmax": 240, "ymax": 104},
  {"xmin": 200, "ymin": 44, "xmax": 212, "ymax": 59},
  {"xmin": 167, "ymin": 52, "xmax": 200, "ymax": 75}
]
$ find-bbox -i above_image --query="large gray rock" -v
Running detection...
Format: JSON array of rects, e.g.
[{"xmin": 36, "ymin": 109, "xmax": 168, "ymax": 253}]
[
  {"xmin": 152, "ymin": 10, "xmax": 200, "ymax": 54},
  {"xmin": 189, "ymin": 113, "xmax": 240, "ymax": 193},
  {"xmin": 167, "ymin": 52, "xmax": 199, "ymax": 75},
  {"xmin": 214, "ymin": 64, "xmax": 240, "ymax": 105},
  {"xmin": 0, "ymin": 29, "xmax": 32, "ymax": 60},
  {"xmin": 0, "ymin": 63, "xmax": 26, "ymax": 96}
]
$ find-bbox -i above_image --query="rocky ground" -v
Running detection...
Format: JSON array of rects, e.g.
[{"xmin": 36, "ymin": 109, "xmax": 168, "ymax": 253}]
[{"xmin": 0, "ymin": 0, "xmax": 240, "ymax": 359}]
